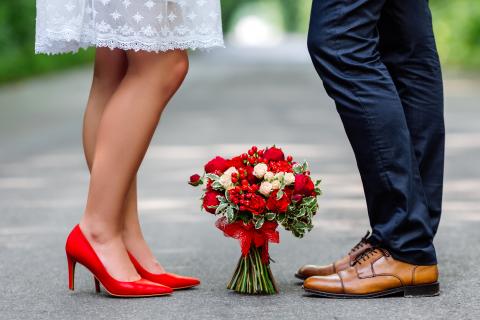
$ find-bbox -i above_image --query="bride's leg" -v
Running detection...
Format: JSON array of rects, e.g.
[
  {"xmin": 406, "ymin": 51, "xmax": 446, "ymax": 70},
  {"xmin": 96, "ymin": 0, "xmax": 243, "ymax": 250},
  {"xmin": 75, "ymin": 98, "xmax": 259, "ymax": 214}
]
[
  {"xmin": 83, "ymin": 48, "xmax": 126, "ymax": 169},
  {"xmin": 80, "ymin": 49, "xmax": 189, "ymax": 281},
  {"xmin": 122, "ymin": 181, "xmax": 166, "ymax": 273},
  {"xmin": 84, "ymin": 48, "xmax": 168, "ymax": 275}
]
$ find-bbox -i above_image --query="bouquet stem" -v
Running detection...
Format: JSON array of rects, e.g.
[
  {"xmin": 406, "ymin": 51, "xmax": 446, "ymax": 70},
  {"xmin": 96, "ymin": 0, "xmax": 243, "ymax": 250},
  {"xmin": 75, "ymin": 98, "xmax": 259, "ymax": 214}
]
[{"xmin": 227, "ymin": 246, "xmax": 278, "ymax": 295}]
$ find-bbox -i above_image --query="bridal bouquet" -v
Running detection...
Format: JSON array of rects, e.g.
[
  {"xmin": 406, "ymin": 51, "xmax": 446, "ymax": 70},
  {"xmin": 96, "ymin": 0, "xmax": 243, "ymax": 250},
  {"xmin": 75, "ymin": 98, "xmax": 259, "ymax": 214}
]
[{"xmin": 189, "ymin": 146, "xmax": 322, "ymax": 294}]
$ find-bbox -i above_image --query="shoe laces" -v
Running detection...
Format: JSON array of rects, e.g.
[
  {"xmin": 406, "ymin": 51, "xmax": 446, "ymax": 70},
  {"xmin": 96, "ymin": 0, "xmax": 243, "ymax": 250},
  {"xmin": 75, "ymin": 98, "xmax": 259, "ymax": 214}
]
[
  {"xmin": 348, "ymin": 231, "xmax": 371, "ymax": 255},
  {"xmin": 352, "ymin": 247, "xmax": 390, "ymax": 266}
]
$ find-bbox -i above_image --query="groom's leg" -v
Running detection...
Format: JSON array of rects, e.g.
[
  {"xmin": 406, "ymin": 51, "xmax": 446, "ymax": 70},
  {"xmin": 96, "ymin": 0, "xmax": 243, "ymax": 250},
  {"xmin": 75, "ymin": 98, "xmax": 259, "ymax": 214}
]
[
  {"xmin": 378, "ymin": 0, "xmax": 445, "ymax": 236},
  {"xmin": 308, "ymin": 0, "xmax": 436, "ymax": 264}
]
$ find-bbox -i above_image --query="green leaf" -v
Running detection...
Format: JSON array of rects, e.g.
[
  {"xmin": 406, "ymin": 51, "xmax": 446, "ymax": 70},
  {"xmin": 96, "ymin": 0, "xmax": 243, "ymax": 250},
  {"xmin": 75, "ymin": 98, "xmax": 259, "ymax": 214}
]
[
  {"xmin": 293, "ymin": 164, "xmax": 303, "ymax": 174},
  {"xmin": 276, "ymin": 190, "xmax": 284, "ymax": 200},
  {"xmin": 215, "ymin": 203, "xmax": 228, "ymax": 214},
  {"xmin": 296, "ymin": 208, "xmax": 306, "ymax": 217},
  {"xmin": 265, "ymin": 212, "xmax": 276, "ymax": 221},
  {"xmin": 226, "ymin": 207, "xmax": 235, "ymax": 222},
  {"xmin": 255, "ymin": 217, "xmax": 265, "ymax": 229},
  {"xmin": 205, "ymin": 173, "xmax": 220, "ymax": 181},
  {"xmin": 278, "ymin": 212, "xmax": 286, "ymax": 223}
]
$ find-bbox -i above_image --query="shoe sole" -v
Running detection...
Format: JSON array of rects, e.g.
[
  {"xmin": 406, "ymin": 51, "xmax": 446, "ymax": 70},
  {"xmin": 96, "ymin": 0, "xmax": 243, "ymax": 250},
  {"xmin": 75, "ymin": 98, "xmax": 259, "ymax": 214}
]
[
  {"xmin": 303, "ymin": 282, "xmax": 440, "ymax": 299},
  {"xmin": 172, "ymin": 283, "xmax": 201, "ymax": 290},
  {"xmin": 95, "ymin": 277, "xmax": 173, "ymax": 298},
  {"xmin": 295, "ymin": 273, "xmax": 307, "ymax": 280}
]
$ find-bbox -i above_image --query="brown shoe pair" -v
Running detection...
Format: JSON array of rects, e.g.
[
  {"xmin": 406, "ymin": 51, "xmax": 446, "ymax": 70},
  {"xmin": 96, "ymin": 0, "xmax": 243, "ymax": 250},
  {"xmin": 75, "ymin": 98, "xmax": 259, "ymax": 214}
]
[{"xmin": 297, "ymin": 233, "xmax": 440, "ymax": 298}]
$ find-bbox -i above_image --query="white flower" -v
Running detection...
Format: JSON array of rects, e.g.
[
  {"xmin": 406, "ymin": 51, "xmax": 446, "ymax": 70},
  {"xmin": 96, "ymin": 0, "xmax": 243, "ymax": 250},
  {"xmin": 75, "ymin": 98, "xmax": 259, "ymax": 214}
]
[
  {"xmin": 253, "ymin": 163, "xmax": 268, "ymax": 179},
  {"xmin": 274, "ymin": 172, "xmax": 284, "ymax": 180},
  {"xmin": 259, "ymin": 181, "xmax": 273, "ymax": 196},
  {"xmin": 264, "ymin": 171, "xmax": 274, "ymax": 181},
  {"xmin": 224, "ymin": 167, "xmax": 238, "ymax": 176},
  {"xmin": 271, "ymin": 180, "xmax": 281, "ymax": 190},
  {"xmin": 284, "ymin": 172, "xmax": 295, "ymax": 185},
  {"xmin": 219, "ymin": 174, "xmax": 234, "ymax": 190}
]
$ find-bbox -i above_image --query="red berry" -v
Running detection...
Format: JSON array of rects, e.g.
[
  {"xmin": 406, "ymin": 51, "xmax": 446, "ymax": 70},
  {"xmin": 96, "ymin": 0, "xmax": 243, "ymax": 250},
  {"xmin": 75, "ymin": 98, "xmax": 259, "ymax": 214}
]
[
  {"xmin": 248, "ymin": 150, "xmax": 254, "ymax": 156},
  {"xmin": 248, "ymin": 157, "xmax": 255, "ymax": 164},
  {"xmin": 252, "ymin": 146, "xmax": 258, "ymax": 152},
  {"xmin": 287, "ymin": 155, "xmax": 293, "ymax": 162},
  {"xmin": 241, "ymin": 153, "xmax": 248, "ymax": 160},
  {"xmin": 258, "ymin": 150, "xmax": 264, "ymax": 156},
  {"xmin": 242, "ymin": 179, "xmax": 249, "ymax": 186},
  {"xmin": 240, "ymin": 206, "xmax": 246, "ymax": 211},
  {"xmin": 231, "ymin": 177, "xmax": 238, "ymax": 183}
]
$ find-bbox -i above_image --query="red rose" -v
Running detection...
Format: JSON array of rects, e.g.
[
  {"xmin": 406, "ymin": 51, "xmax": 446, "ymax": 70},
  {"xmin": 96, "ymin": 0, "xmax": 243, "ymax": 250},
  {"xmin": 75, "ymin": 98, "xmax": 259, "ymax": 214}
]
[
  {"xmin": 203, "ymin": 191, "xmax": 222, "ymax": 214},
  {"xmin": 292, "ymin": 194, "xmax": 304, "ymax": 203},
  {"xmin": 226, "ymin": 156, "xmax": 245, "ymax": 170},
  {"xmin": 264, "ymin": 147, "xmax": 285, "ymax": 162},
  {"xmin": 244, "ymin": 165, "xmax": 257, "ymax": 183},
  {"xmin": 204, "ymin": 156, "xmax": 228, "ymax": 174},
  {"xmin": 266, "ymin": 190, "xmax": 291, "ymax": 213},
  {"xmin": 243, "ymin": 194, "xmax": 266, "ymax": 215},
  {"xmin": 189, "ymin": 174, "xmax": 202, "ymax": 186},
  {"xmin": 294, "ymin": 174, "xmax": 315, "ymax": 196}
]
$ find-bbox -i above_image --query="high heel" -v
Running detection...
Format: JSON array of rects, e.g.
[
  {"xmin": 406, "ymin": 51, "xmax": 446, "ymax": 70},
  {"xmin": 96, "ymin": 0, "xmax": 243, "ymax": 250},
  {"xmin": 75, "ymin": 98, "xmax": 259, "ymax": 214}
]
[
  {"xmin": 66, "ymin": 225, "xmax": 173, "ymax": 297},
  {"xmin": 67, "ymin": 255, "xmax": 76, "ymax": 291},
  {"xmin": 128, "ymin": 252, "xmax": 201, "ymax": 290}
]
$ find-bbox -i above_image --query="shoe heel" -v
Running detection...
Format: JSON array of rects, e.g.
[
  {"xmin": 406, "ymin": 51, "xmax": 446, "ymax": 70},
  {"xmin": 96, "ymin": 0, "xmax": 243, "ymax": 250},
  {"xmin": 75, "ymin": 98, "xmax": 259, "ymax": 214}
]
[
  {"xmin": 94, "ymin": 277, "xmax": 101, "ymax": 293},
  {"xmin": 404, "ymin": 282, "xmax": 440, "ymax": 297},
  {"xmin": 67, "ymin": 255, "xmax": 76, "ymax": 291}
]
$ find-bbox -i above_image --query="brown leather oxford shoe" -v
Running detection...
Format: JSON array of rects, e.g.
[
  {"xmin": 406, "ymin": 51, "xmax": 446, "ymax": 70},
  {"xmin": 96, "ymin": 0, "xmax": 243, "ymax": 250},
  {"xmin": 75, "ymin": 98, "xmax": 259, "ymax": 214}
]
[
  {"xmin": 295, "ymin": 232, "xmax": 372, "ymax": 280},
  {"xmin": 303, "ymin": 247, "xmax": 439, "ymax": 298}
]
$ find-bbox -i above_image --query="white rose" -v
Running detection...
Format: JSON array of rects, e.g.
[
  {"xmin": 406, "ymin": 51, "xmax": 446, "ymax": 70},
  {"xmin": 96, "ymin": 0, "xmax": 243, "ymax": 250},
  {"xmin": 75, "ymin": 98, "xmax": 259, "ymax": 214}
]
[
  {"xmin": 259, "ymin": 181, "xmax": 273, "ymax": 196},
  {"xmin": 274, "ymin": 172, "xmax": 285, "ymax": 180},
  {"xmin": 224, "ymin": 167, "xmax": 238, "ymax": 176},
  {"xmin": 219, "ymin": 174, "xmax": 234, "ymax": 190},
  {"xmin": 253, "ymin": 163, "xmax": 268, "ymax": 179},
  {"xmin": 271, "ymin": 180, "xmax": 281, "ymax": 190},
  {"xmin": 264, "ymin": 171, "xmax": 274, "ymax": 181},
  {"xmin": 284, "ymin": 172, "xmax": 295, "ymax": 185}
]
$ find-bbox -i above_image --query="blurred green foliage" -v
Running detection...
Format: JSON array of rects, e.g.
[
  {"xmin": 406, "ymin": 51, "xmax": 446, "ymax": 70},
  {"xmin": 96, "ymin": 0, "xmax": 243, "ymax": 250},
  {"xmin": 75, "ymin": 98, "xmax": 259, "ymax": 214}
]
[
  {"xmin": 0, "ymin": 0, "xmax": 479, "ymax": 83},
  {"xmin": 0, "ymin": 1, "xmax": 93, "ymax": 83},
  {"xmin": 430, "ymin": 0, "xmax": 480, "ymax": 68}
]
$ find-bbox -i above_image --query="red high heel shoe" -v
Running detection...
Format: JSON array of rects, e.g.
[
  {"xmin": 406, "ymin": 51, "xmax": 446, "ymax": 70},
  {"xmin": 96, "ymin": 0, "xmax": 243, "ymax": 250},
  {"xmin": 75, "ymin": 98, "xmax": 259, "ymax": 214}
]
[
  {"xmin": 128, "ymin": 252, "xmax": 201, "ymax": 290},
  {"xmin": 66, "ymin": 225, "xmax": 173, "ymax": 297}
]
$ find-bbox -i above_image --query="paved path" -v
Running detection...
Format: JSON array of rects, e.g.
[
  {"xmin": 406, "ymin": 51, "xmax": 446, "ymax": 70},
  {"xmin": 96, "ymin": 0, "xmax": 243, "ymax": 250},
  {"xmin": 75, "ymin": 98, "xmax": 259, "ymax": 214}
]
[{"xmin": 1, "ymin": 41, "xmax": 479, "ymax": 320}]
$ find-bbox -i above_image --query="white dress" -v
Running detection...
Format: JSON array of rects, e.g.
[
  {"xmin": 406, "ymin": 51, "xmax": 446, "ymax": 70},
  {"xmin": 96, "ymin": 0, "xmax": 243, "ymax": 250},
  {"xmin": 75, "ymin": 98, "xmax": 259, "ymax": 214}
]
[{"xmin": 35, "ymin": 0, "xmax": 224, "ymax": 54}]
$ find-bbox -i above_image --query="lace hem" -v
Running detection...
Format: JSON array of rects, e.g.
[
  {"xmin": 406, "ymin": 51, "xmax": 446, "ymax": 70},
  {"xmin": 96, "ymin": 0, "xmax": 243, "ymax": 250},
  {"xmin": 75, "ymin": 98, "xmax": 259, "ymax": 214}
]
[{"xmin": 35, "ymin": 36, "xmax": 225, "ymax": 55}]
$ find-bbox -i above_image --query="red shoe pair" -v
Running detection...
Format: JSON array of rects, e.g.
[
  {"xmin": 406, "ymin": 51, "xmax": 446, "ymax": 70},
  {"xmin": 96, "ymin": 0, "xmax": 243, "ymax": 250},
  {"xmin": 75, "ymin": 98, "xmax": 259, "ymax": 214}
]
[{"xmin": 66, "ymin": 225, "xmax": 200, "ymax": 297}]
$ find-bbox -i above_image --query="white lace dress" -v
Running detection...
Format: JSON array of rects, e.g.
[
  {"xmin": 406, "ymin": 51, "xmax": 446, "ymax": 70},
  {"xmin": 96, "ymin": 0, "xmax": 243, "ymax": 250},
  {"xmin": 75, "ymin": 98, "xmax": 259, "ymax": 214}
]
[{"xmin": 35, "ymin": 0, "xmax": 224, "ymax": 54}]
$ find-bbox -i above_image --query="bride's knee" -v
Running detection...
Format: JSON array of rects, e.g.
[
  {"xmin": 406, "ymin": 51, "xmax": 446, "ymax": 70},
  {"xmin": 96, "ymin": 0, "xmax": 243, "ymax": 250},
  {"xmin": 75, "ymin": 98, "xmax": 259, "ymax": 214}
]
[
  {"xmin": 167, "ymin": 51, "xmax": 189, "ymax": 88},
  {"xmin": 127, "ymin": 50, "xmax": 189, "ymax": 94}
]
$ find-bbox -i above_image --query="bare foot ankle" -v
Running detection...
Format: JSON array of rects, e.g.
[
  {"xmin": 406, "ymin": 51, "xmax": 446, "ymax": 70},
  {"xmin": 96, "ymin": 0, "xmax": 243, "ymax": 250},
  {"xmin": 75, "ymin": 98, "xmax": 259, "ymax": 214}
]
[
  {"xmin": 123, "ymin": 232, "xmax": 165, "ymax": 274},
  {"xmin": 79, "ymin": 223, "xmax": 141, "ymax": 282}
]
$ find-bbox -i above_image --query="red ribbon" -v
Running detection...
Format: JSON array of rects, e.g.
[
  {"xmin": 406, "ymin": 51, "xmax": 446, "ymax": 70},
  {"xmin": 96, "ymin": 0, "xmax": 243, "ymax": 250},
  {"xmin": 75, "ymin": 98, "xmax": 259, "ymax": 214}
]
[{"xmin": 215, "ymin": 216, "xmax": 280, "ymax": 264}]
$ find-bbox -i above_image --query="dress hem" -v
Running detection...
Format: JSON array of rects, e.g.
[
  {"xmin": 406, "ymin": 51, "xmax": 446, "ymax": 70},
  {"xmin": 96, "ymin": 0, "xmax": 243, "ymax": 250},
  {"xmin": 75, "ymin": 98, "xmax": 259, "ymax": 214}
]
[{"xmin": 35, "ymin": 38, "xmax": 225, "ymax": 55}]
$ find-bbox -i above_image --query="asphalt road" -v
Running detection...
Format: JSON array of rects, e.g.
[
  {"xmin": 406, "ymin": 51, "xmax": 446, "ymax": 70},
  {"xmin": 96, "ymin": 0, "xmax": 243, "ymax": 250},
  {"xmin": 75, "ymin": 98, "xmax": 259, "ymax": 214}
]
[{"xmin": 1, "ymin": 40, "xmax": 479, "ymax": 320}]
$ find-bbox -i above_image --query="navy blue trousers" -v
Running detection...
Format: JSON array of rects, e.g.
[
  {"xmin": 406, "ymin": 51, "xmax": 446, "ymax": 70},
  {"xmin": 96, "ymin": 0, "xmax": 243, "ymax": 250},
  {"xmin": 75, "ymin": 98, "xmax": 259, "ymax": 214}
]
[{"xmin": 308, "ymin": 0, "xmax": 445, "ymax": 265}]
